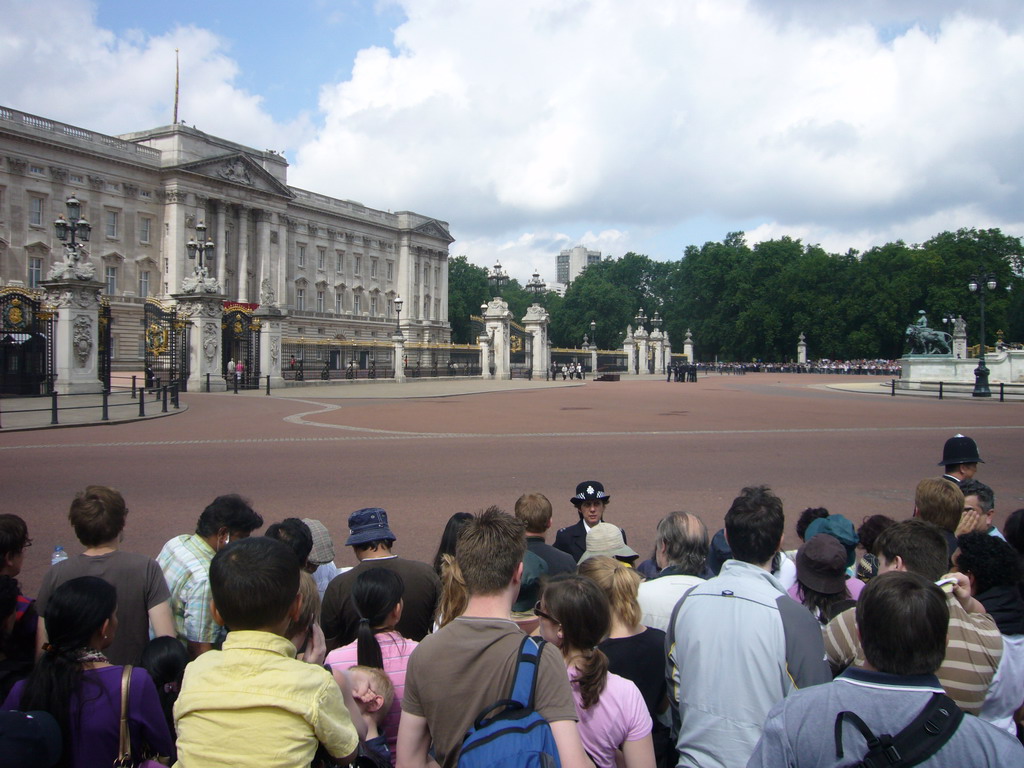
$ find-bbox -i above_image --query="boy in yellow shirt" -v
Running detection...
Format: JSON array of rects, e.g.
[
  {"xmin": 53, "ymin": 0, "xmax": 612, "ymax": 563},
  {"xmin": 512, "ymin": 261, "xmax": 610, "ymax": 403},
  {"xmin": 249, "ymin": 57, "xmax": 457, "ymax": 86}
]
[{"xmin": 174, "ymin": 537, "xmax": 365, "ymax": 768}]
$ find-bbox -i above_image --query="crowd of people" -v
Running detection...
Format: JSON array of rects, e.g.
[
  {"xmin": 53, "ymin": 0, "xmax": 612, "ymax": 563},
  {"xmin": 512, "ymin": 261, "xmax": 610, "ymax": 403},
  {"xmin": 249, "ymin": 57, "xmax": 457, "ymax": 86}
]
[{"xmin": 2, "ymin": 434, "xmax": 1024, "ymax": 767}]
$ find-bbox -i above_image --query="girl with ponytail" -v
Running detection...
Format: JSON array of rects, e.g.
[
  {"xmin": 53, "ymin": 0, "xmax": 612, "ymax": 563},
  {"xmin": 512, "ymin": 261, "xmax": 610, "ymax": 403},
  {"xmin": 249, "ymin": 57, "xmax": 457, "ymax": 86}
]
[
  {"xmin": 538, "ymin": 574, "xmax": 655, "ymax": 768},
  {"xmin": 325, "ymin": 568, "xmax": 415, "ymax": 765},
  {"xmin": 3, "ymin": 576, "xmax": 172, "ymax": 768},
  {"xmin": 578, "ymin": 556, "xmax": 674, "ymax": 768}
]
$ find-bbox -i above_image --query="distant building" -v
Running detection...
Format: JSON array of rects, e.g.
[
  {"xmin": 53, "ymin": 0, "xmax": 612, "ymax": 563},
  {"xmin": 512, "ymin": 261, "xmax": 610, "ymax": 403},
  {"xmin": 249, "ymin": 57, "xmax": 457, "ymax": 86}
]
[
  {"xmin": 0, "ymin": 105, "xmax": 453, "ymax": 366},
  {"xmin": 555, "ymin": 245, "xmax": 601, "ymax": 288}
]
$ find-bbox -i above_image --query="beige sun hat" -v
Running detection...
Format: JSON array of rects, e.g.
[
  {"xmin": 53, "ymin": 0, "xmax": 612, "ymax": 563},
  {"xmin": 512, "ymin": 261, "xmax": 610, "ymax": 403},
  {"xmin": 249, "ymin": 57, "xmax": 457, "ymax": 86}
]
[{"xmin": 579, "ymin": 522, "xmax": 638, "ymax": 563}]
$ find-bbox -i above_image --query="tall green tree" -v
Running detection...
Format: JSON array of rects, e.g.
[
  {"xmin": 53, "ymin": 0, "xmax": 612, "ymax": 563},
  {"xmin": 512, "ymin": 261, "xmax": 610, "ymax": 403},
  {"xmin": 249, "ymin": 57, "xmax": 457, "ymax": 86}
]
[{"xmin": 446, "ymin": 255, "xmax": 489, "ymax": 343}]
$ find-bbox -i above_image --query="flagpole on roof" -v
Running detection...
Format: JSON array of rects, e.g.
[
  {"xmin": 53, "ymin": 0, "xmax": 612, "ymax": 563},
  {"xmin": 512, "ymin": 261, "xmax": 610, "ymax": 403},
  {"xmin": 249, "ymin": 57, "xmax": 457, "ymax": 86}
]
[{"xmin": 173, "ymin": 48, "xmax": 180, "ymax": 124}]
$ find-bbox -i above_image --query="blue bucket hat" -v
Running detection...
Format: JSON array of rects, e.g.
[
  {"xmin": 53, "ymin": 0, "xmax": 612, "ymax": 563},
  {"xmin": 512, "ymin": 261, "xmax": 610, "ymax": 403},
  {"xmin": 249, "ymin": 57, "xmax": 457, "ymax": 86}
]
[{"xmin": 345, "ymin": 508, "xmax": 397, "ymax": 547}]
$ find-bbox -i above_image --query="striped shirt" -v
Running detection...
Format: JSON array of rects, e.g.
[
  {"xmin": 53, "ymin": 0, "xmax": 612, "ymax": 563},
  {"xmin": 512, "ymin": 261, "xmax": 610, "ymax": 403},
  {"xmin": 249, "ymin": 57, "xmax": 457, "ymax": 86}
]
[
  {"xmin": 157, "ymin": 533, "xmax": 224, "ymax": 645},
  {"xmin": 325, "ymin": 630, "xmax": 417, "ymax": 765},
  {"xmin": 823, "ymin": 594, "xmax": 1002, "ymax": 714}
]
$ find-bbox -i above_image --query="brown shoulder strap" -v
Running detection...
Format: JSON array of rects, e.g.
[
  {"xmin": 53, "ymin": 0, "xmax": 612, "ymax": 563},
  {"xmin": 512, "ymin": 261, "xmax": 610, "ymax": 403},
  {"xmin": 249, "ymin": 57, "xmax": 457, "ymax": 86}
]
[{"xmin": 116, "ymin": 665, "xmax": 133, "ymax": 767}]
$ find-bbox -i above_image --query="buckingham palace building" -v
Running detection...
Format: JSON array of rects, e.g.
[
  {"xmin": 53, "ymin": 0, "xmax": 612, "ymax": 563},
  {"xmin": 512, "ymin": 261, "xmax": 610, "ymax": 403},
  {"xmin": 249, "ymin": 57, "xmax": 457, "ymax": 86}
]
[{"xmin": 0, "ymin": 105, "xmax": 454, "ymax": 372}]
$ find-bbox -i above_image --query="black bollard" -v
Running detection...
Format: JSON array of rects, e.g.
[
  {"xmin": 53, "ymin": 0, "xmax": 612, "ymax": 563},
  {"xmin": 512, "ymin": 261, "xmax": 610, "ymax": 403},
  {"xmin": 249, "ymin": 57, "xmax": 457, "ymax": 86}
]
[
  {"xmin": 131, "ymin": 375, "xmax": 137, "ymax": 400},
  {"xmin": 102, "ymin": 389, "xmax": 110, "ymax": 421},
  {"xmin": 138, "ymin": 388, "xmax": 146, "ymax": 417},
  {"xmin": 50, "ymin": 391, "xmax": 59, "ymax": 425}
]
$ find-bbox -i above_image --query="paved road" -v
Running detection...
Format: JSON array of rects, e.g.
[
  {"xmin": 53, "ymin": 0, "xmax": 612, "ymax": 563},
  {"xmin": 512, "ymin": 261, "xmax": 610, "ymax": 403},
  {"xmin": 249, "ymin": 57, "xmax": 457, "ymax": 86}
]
[{"xmin": 5, "ymin": 373, "xmax": 1022, "ymax": 597}]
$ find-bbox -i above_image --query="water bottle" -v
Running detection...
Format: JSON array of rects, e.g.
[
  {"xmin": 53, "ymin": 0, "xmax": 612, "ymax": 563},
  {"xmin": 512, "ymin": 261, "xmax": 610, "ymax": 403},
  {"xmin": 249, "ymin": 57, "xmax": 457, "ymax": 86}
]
[{"xmin": 51, "ymin": 546, "xmax": 68, "ymax": 567}]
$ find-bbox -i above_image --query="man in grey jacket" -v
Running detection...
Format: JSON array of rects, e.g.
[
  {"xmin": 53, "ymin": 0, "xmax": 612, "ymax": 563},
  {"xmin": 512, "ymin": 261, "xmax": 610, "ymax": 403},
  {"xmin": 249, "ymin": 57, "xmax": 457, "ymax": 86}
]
[{"xmin": 672, "ymin": 486, "xmax": 830, "ymax": 768}]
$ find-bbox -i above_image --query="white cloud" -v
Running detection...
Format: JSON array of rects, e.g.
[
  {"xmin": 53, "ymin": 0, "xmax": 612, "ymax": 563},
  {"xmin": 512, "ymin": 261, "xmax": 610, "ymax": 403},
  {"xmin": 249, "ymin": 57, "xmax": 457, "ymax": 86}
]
[
  {"xmin": 290, "ymin": 0, "xmax": 1024, "ymax": 273},
  {"xmin": 4, "ymin": 0, "xmax": 1022, "ymax": 286},
  {"xmin": 0, "ymin": 1, "xmax": 304, "ymax": 151}
]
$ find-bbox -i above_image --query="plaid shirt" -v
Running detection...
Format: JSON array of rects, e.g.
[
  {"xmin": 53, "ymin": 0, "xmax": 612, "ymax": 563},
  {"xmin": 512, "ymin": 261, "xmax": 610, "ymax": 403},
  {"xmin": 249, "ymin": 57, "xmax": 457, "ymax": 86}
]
[{"xmin": 157, "ymin": 533, "xmax": 224, "ymax": 645}]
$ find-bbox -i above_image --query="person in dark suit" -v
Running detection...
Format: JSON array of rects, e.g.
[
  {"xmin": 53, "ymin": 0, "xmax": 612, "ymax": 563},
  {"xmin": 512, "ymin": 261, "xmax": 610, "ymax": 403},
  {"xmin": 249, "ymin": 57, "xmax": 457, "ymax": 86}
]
[
  {"xmin": 938, "ymin": 434, "xmax": 984, "ymax": 486},
  {"xmin": 554, "ymin": 481, "xmax": 625, "ymax": 563},
  {"xmin": 514, "ymin": 493, "xmax": 576, "ymax": 576}
]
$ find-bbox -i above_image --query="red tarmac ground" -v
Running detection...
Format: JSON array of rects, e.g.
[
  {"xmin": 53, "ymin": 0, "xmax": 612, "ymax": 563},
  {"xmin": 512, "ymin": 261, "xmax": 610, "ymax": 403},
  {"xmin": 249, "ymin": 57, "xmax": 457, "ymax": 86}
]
[{"xmin": 3, "ymin": 373, "xmax": 1022, "ymax": 597}]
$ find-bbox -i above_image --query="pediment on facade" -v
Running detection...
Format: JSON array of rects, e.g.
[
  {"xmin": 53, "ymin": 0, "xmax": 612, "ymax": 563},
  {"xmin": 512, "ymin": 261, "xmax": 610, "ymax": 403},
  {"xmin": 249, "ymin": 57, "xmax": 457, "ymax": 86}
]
[
  {"xmin": 101, "ymin": 250, "xmax": 126, "ymax": 263},
  {"xmin": 134, "ymin": 255, "xmax": 159, "ymax": 267},
  {"xmin": 412, "ymin": 219, "xmax": 455, "ymax": 244},
  {"xmin": 24, "ymin": 240, "xmax": 51, "ymax": 253},
  {"xmin": 173, "ymin": 153, "xmax": 294, "ymax": 199}
]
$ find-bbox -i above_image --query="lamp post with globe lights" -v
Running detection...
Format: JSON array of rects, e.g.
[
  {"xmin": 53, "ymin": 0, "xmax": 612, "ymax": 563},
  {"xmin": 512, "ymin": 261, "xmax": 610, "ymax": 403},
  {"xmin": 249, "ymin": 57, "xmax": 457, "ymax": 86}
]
[
  {"xmin": 53, "ymin": 194, "xmax": 92, "ymax": 274},
  {"xmin": 487, "ymin": 260, "xmax": 509, "ymax": 298},
  {"xmin": 969, "ymin": 274, "xmax": 997, "ymax": 397}
]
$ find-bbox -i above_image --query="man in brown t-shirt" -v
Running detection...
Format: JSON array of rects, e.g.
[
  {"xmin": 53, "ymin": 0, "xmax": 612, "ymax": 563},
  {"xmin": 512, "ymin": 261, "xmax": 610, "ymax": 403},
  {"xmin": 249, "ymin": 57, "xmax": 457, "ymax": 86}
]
[{"xmin": 397, "ymin": 507, "xmax": 591, "ymax": 768}]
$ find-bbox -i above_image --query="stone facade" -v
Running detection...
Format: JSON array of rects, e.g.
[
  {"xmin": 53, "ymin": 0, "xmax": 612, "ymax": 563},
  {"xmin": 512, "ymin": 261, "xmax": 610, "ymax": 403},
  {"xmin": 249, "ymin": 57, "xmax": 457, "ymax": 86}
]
[{"xmin": 0, "ymin": 106, "xmax": 453, "ymax": 366}]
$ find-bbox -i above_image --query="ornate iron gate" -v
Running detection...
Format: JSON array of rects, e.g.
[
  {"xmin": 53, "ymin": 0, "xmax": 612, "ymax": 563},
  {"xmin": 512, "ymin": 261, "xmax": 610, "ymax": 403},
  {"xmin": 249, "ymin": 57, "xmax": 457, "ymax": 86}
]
[
  {"xmin": 222, "ymin": 305, "xmax": 261, "ymax": 388},
  {"xmin": 97, "ymin": 298, "xmax": 112, "ymax": 391},
  {"xmin": 0, "ymin": 287, "xmax": 54, "ymax": 396},
  {"xmin": 144, "ymin": 299, "xmax": 189, "ymax": 391}
]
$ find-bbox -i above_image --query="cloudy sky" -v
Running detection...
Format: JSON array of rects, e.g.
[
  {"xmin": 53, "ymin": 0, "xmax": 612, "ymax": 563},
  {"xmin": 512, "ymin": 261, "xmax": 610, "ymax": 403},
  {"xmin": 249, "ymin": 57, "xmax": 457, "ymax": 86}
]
[{"xmin": 3, "ymin": 0, "xmax": 1023, "ymax": 284}]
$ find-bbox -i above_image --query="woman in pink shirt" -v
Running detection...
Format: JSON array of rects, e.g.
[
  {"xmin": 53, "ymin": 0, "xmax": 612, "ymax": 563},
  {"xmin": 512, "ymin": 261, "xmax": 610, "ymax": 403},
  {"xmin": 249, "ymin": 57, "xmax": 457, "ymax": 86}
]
[
  {"xmin": 538, "ymin": 574, "xmax": 654, "ymax": 768},
  {"xmin": 325, "ymin": 569, "xmax": 416, "ymax": 765}
]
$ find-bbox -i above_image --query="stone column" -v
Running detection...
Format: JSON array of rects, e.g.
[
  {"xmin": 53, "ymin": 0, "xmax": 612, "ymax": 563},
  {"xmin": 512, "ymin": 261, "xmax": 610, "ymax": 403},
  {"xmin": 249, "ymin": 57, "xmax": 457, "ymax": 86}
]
[
  {"xmin": 393, "ymin": 333, "xmax": 406, "ymax": 383},
  {"xmin": 213, "ymin": 200, "xmax": 227, "ymax": 289},
  {"xmin": 623, "ymin": 329, "xmax": 636, "ymax": 375},
  {"xmin": 683, "ymin": 329, "xmax": 694, "ymax": 362},
  {"xmin": 797, "ymin": 332, "xmax": 808, "ymax": 364},
  {"xmin": 478, "ymin": 334, "xmax": 492, "ymax": 379},
  {"xmin": 483, "ymin": 297, "xmax": 512, "ymax": 379},
  {"xmin": 256, "ymin": 210, "xmax": 272, "ymax": 294},
  {"xmin": 649, "ymin": 330, "xmax": 664, "ymax": 374},
  {"xmin": 174, "ymin": 291, "xmax": 228, "ymax": 392},
  {"xmin": 163, "ymin": 190, "xmax": 189, "ymax": 298},
  {"xmin": 41, "ymin": 278, "xmax": 105, "ymax": 394},
  {"xmin": 636, "ymin": 329, "xmax": 649, "ymax": 375},
  {"xmin": 661, "ymin": 332, "xmax": 671, "ymax": 372},
  {"xmin": 256, "ymin": 305, "xmax": 286, "ymax": 389},
  {"xmin": 522, "ymin": 303, "xmax": 550, "ymax": 379},
  {"xmin": 237, "ymin": 206, "xmax": 251, "ymax": 302}
]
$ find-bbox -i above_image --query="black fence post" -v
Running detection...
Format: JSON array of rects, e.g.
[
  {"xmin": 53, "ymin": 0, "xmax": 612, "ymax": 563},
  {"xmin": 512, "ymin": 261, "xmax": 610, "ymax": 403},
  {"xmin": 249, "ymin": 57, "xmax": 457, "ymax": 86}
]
[
  {"xmin": 233, "ymin": 374, "xmax": 239, "ymax": 394},
  {"xmin": 138, "ymin": 388, "xmax": 146, "ymax": 417},
  {"xmin": 161, "ymin": 386, "xmax": 168, "ymax": 413},
  {"xmin": 1000, "ymin": 382, "xmax": 1005, "ymax": 403},
  {"xmin": 939, "ymin": 382, "xmax": 944, "ymax": 400},
  {"xmin": 890, "ymin": 379, "xmax": 896, "ymax": 396},
  {"xmin": 131, "ymin": 375, "xmax": 137, "ymax": 400},
  {"xmin": 50, "ymin": 391, "xmax": 59, "ymax": 425},
  {"xmin": 266, "ymin": 375, "xmax": 271, "ymax": 396},
  {"xmin": 172, "ymin": 384, "xmax": 180, "ymax": 409},
  {"xmin": 206, "ymin": 373, "xmax": 211, "ymax": 393},
  {"xmin": 102, "ymin": 390, "xmax": 110, "ymax": 421}
]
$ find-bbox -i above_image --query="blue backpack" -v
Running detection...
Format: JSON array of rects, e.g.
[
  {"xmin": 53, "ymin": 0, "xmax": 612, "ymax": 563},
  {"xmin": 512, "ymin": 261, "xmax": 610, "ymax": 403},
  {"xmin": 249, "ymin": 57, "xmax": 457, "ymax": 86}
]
[{"xmin": 458, "ymin": 636, "xmax": 562, "ymax": 768}]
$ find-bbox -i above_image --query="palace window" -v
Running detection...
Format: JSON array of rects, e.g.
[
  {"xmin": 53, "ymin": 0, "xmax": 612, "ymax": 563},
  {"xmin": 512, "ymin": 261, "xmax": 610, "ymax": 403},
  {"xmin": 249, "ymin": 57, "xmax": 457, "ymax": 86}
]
[
  {"xmin": 138, "ymin": 270, "xmax": 150, "ymax": 297},
  {"xmin": 105, "ymin": 266, "xmax": 118, "ymax": 296},
  {"xmin": 335, "ymin": 292, "xmax": 343, "ymax": 314},
  {"xmin": 139, "ymin": 216, "xmax": 152, "ymax": 244},
  {"xmin": 105, "ymin": 210, "xmax": 119, "ymax": 239},
  {"xmin": 370, "ymin": 258, "xmax": 378, "ymax": 278},
  {"xmin": 28, "ymin": 257, "xmax": 43, "ymax": 288},
  {"xmin": 353, "ymin": 294, "xmax": 362, "ymax": 314},
  {"xmin": 29, "ymin": 196, "xmax": 44, "ymax": 227},
  {"xmin": 297, "ymin": 244, "xmax": 306, "ymax": 267},
  {"xmin": 317, "ymin": 290, "xmax": 325, "ymax": 312},
  {"xmin": 354, "ymin": 256, "xmax": 362, "ymax": 275},
  {"xmin": 318, "ymin": 247, "xmax": 326, "ymax": 270},
  {"xmin": 296, "ymin": 287, "xmax": 306, "ymax": 310},
  {"xmin": 386, "ymin": 261, "xmax": 393, "ymax": 281}
]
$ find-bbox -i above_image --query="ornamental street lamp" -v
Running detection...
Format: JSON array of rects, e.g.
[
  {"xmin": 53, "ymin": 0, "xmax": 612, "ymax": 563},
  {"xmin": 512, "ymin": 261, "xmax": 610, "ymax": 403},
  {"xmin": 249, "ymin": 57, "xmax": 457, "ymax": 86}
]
[
  {"xmin": 487, "ymin": 261, "xmax": 509, "ymax": 297},
  {"xmin": 634, "ymin": 309, "xmax": 647, "ymax": 332},
  {"xmin": 969, "ymin": 274, "xmax": 998, "ymax": 397},
  {"xmin": 185, "ymin": 222, "xmax": 215, "ymax": 278},
  {"xmin": 652, "ymin": 312, "xmax": 662, "ymax": 331},
  {"xmin": 590, "ymin": 320, "xmax": 597, "ymax": 347},
  {"xmin": 526, "ymin": 270, "xmax": 546, "ymax": 295},
  {"xmin": 394, "ymin": 295, "xmax": 404, "ymax": 337},
  {"xmin": 53, "ymin": 194, "xmax": 92, "ymax": 264}
]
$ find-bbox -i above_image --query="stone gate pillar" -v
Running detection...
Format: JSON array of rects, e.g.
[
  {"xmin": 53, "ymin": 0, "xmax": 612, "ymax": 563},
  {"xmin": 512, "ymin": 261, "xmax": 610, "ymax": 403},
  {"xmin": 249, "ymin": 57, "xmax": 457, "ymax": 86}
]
[
  {"xmin": 174, "ymin": 292, "xmax": 228, "ymax": 392},
  {"xmin": 953, "ymin": 316, "xmax": 968, "ymax": 360},
  {"xmin": 797, "ymin": 332, "xmax": 808, "ymax": 364},
  {"xmin": 478, "ymin": 334, "xmax": 492, "ymax": 380},
  {"xmin": 683, "ymin": 329, "xmax": 694, "ymax": 362},
  {"xmin": 393, "ymin": 334, "xmax": 406, "ymax": 383},
  {"xmin": 636, "ymin": 328, "xmax": 649, "ymax": 375},
  {"xmin": 483, "ymin": 297, "xmax": 512, "ymax": 380},
  {"xmin": 42, "ymin": 277, "xmax": 105, "ymax": 394},
  {"xmin": 522, "ymin": 303, "xmax": 550, "ymax": 379},
  {"xmin": 256, "ymin": 304, "xmax": 286, "ymax": 389},
  {"xmin": 623, "ymin": 328, "xmax": 636, "ymax": 375},
  {"xmin": 650, "ymin": 330, "xmax": 664, "ymax": 374}
]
